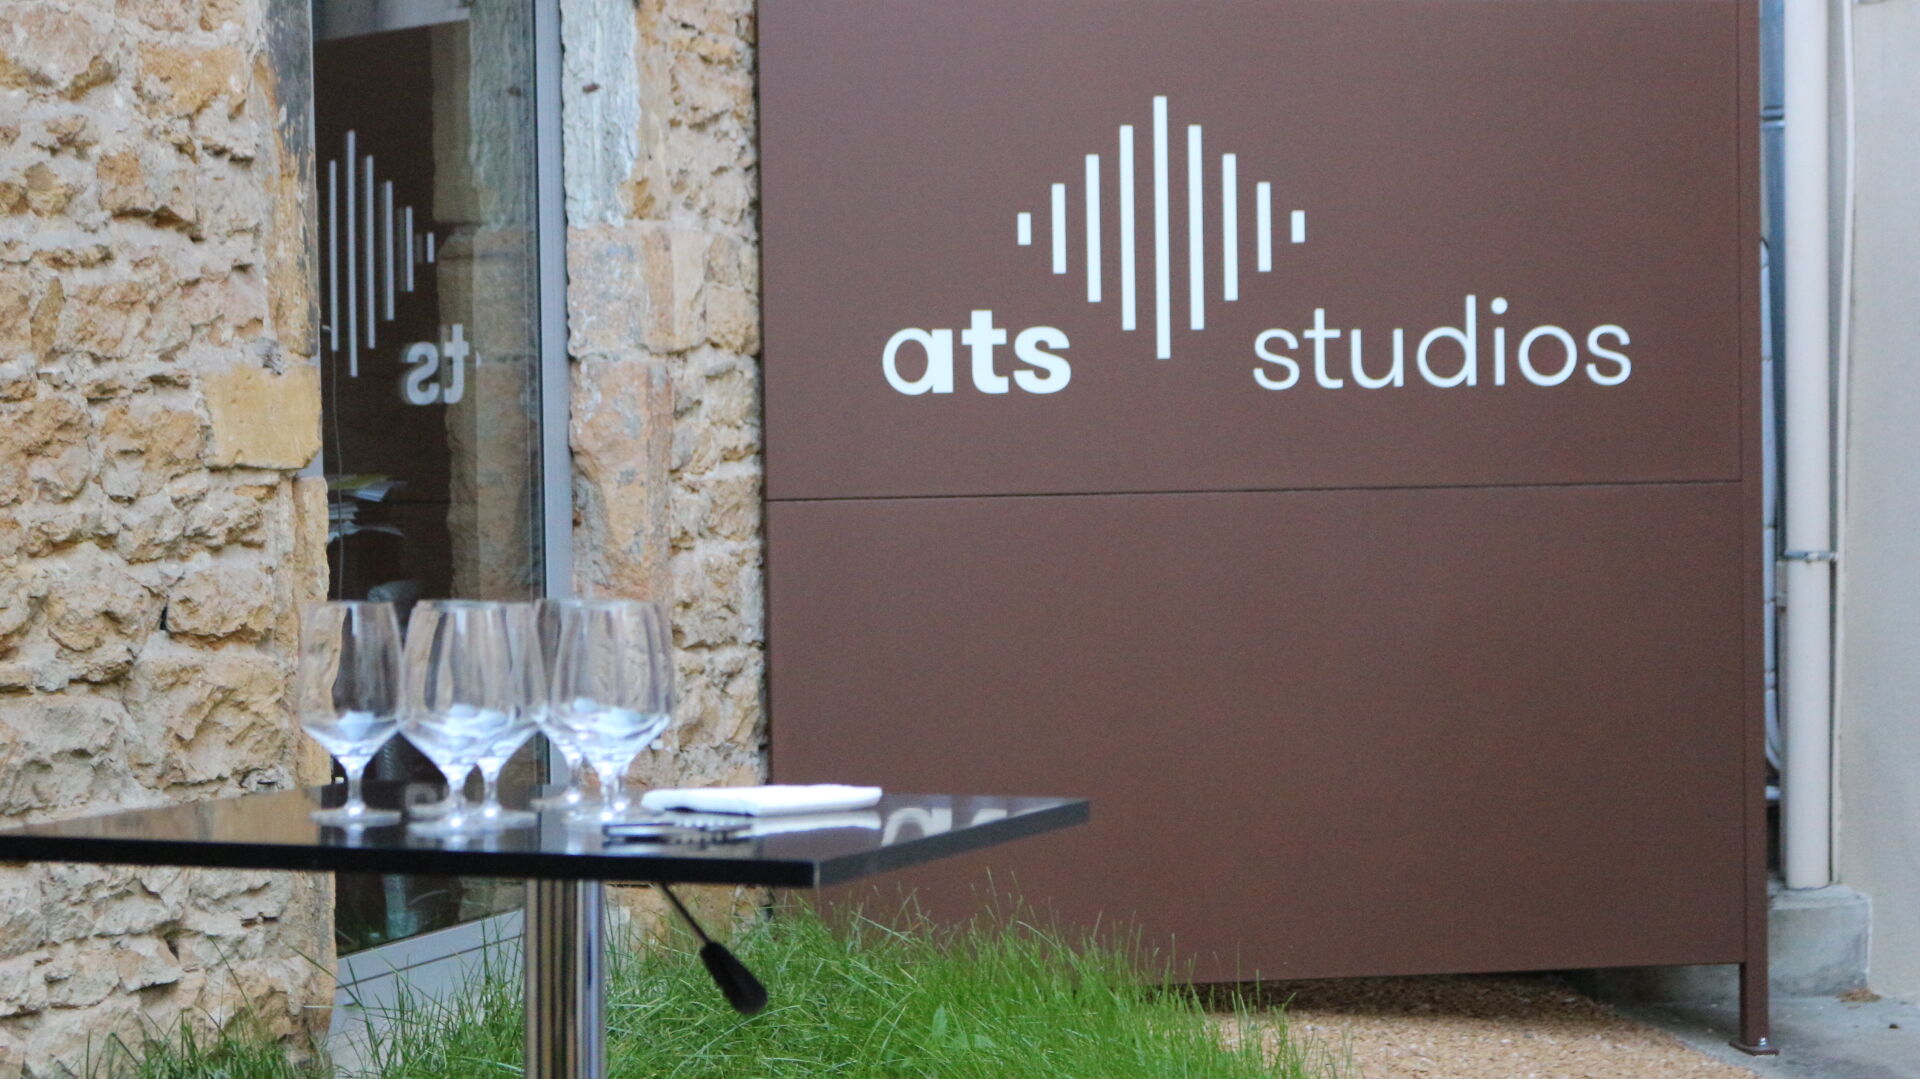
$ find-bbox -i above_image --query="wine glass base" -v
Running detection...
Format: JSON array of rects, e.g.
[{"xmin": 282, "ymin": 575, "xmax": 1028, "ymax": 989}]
[
  {"xmin": 405, "ymin": 795, "xmax": 459, "ymax": 818},
  {"xmin": 575, "ymin": 805, "xmax": 636, "ymax": 826},
  {"xmin": 562, "ymin": 802, "xmax": 611, "ymax": 825},
  {"xmin": 475, "ymin": 807, "xmax": 538, "ymax": 829},
  {"xmin": 406, "ymin": 816, "xmax": 480, "ymax": 838},
  {"xmin": 529, "ymin": 791, "xmax": 584, "ymax": 810},
  {"xmin": 311, "ymin": 806, "xmax": 402, "ymax": 827}
]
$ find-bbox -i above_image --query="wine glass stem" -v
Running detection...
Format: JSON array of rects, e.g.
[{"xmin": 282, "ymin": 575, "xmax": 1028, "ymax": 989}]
[
  {"xmin": 441, "ymin": 766, "xmax": 469, "ymax": 824},
  {"xmin": 481, "ymin": 767, "xmax": 502, "ymax": 814},
  {"xmin": 595, "ymin": 761, "xmax": 626, "ymax": 813},
  {"xmin": 342, "ymin": 757, "xmax": 370, "ymax": 814}
]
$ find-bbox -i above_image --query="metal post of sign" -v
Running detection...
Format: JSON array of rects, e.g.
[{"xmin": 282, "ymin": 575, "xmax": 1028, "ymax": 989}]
[{"xmin": 524, "ymin": 879, "xmax": 606, "ymax": 1079}]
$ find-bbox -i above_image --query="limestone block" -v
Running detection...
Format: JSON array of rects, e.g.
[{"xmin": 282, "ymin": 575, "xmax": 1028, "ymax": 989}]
[
  {"xmin": 0, "ymin": 953, "xmax": 47, "ymax": 1021},
  {"xmin": 164, "ymin": 557, "xmax": 272, "ymax": 641},
  {"xmin": 94, "ymin": 145, "xmax": 211, "ymax": 237},
  {"xmin": 199, "ymin": 0, "xmax": 245, "ymax": 32},
  {"xmin": 680, "ymin": 464, "xmax": 758, "ymax": 543},
  {"xmin": 0, "ymin": 561, "xmax": 42, "ymax": 654},
  {"xmin": 678, "ymin": 413, "xmax": 757, "ymax": 474},
  {"xmin": 95, "ymin": 147, "xmax": 150, "ymax": 218},
  {"xmin": 286, "ymin": 477, "xmax": 327, "ymax": 670},
  {"xmin": 703, "ymin": 235, "xmax": 746, "ymax": 289},
  {"xmin": 22, "ymin": 162, "xmax": 74, "ymax": 217},
  {"xmin": 30, "ymin": 277, "xmax": 63, "ymax": 360},
  {"xmin": 183, "ymin": 484, "xmax": 269, "ymax": 550},
  {"xmin": 118, "ymin": 0, "xmax": 196, "ymax": 33},
  {"xmin": 112, "ymin": 493, "xmax": 185, "ymax": 563},
  {"xmin": 0, "ymin": 390, "xmax": 91, "ymax": 505},
  {"xmin": 662, "ymin": 0, "xmax": 752, "ymax": 42},
  {"xmin": 200, "ymin": 363, "xmax": 320, "ymax": 469},
  {"xmin": 41, "ymin": 943, "xmax": 119, "ymax": 1009},
  {"xmin": 0, "ymin": 365, "xmax": 32, "ymax": 405},
  {"xmin": 567, "ymin": 223, "xmax": 714, "ymax": 355},
  {"xmin": 113, "ymin": 935, "xmax": 183, "ymax": 992},
  {"xmin": 707, "ymin": 168, "xmax": 753, "ymax": 228},
  {"xmin": 572, "ymin": 354, "xmax": 675, "ymax": 602},
  {"xmin": 559, "ymin": 0, "xmax": 646, "ymax": 225},
  {"xmin": 35, "ymin": 114, "xmax": 95, "ymax": 156},
  {"xmin": 52, "ymin": 279, "xmax": 150, "ymax": 359},
  {"xmin": 671, "ymin": 543, "xmax": 754, "ymax": 649},
  {"xmin": 0, "ymin": 267, "xmax": 29, "ymax": 357},
  {"xmin": 57, "ymin": 870, "xmax": 183, "ymax": 940},
  {"xmin": 0, "ymin": 516, "xmax": 22, "ymax": 563},
  {"xmin": 670, "ymin": 53, "xmax": 745, "ymax": 124},
  {"xmin": 0, "ymin": 875, "xmax": 44, "ymax": 962},
  {"xmin": 700, "ymin": 354, "xmax": 758, "ymax": 428},
  {"xmin": 136, "ymin": 43, "xmax": 247, "ymax": 119},
  {"xmin": 0, "ymin": 4, "xmax": 113, "ymax": 97},
  {"xmin": 566, "ymin": 226, "xmax": 650, "ymax": 355},
  {"xmin": 123, "ymin": 641, "xmax": 288, "ymax": 788},
  {"xmin": 37, "ymin": 547, "xmax": 159, "ymax": 683},
  {"xmin": 31, "ymin": 246, "xmax": 111, "ymax": 272},
  {"xmin": 0, "ymin": 693, "xmax": 131, "ymax": 816},
  {"xmin": 14, "ymin": 501, "xmax": 109, "ymax": 578},
  {"xmin": 98, "ymin": 399, "xmax": 206, "ymax": 501},
  {"xmin": 705, "ymin": 284, "xmax": 757, "ymax": 353}
]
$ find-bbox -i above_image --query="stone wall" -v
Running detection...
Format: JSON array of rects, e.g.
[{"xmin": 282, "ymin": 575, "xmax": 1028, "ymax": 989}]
[
  {"xmin": 0, "ymin": 0, "xmax": 331, "ymax": 1072},
  {"xmin": 563, "ymin": 0, "xmax": 764, "ymax": 927},
  {"xmin": 564, "ymin": 0, "xmax": 764, "ymax": 791}
]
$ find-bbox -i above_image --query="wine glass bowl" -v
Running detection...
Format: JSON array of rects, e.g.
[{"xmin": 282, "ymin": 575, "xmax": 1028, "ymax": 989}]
[
  {"xmin": 297, "ymin": 601, "xmax": 404, "ymax": 827},
  {"xmin": 402, "ymin": 600, "xmax": 513, "ymax": 837},
  {"xmin": 471, "ymin": 600, "xmax": 543, "ymax": 829},
  {"xmin": 527, "ymin": 598, "xmax": 589, "ymax": 812},
  {"xmin": 546, "ymin": 600, "xmax": 674, "ymax": 822}
]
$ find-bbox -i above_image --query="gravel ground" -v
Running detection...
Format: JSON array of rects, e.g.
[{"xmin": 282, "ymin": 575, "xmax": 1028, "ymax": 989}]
[{"xmin": 1223, "ymin": 974, "xmax": 1766, "ymax": 1079}]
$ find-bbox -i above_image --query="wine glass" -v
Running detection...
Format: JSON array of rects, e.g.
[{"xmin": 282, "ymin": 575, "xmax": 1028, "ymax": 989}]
[
  {"xmin": 528, "ymin": 599, "xmax": 590, "ymax": 811},
  {"xmin": 469, "ymin": 602, "xmax": 542, "ymax": 829},
  {"xmin": 402, "ymin": 600, "xmax": 512, "ymax": 837},
  {"xmin": 297, "ymin": 601, "xmax": 404, "ymax": 826},
  {"xmin": 547, "ymin": 600, "xmax": 674, "ymax": 822}
]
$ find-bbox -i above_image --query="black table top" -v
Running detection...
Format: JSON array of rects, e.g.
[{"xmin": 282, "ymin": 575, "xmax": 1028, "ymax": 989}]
[{"xmin": 0, "ymin": 782, "xmax": 1088, "ymax": 888}]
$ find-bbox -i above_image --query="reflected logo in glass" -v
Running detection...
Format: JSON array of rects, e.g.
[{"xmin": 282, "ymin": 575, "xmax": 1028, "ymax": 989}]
[
  {"xmin": 322, "ymin": 129, "xmax": 441, "ymax": 377},
  {"xmin": 401, "ymin": 324, "xmax": 470, "ymax": 406}
]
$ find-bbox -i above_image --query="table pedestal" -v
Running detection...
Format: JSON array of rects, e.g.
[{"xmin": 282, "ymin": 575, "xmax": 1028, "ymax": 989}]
[{"xmin": 525, "ymin": 879, "xmax": 606, "ymax": 1079}]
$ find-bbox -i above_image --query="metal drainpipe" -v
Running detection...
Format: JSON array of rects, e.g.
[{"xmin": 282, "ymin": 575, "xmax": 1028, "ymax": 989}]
[{"xmin": 1780, "ymin": 0, "xmax": 1835, "ymax": 891}]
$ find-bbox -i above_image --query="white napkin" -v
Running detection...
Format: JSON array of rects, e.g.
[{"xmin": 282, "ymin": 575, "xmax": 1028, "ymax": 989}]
[{"xmin": 638, "ymin": 784, "xmax": 883, "ymax": 817}]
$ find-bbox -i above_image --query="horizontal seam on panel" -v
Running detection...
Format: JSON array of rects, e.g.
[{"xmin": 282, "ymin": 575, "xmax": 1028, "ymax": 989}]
[{"xmin": 766, "ymin": 478, "xmax": 1746, "ymax": 504}]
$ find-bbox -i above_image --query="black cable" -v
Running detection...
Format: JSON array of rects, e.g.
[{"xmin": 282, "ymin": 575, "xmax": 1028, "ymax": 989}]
[{"xmin": 657, "ymin": 883, "xmax": 768, "ymax": 1016}]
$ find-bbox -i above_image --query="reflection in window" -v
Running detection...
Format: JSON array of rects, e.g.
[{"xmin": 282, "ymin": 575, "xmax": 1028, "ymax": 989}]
[{"xmin": 314, "ymin": 0, "xmax": 546, "ymax": 954}]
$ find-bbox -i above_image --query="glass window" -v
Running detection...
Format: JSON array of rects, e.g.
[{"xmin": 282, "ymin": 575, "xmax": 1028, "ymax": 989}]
[{"xmin": 312, "ymin": 0, "xmax": 548, "ymax": 953}]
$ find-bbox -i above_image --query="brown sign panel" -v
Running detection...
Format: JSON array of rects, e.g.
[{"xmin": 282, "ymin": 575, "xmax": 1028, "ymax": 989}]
[
  {"xmin": 761, "ymin": 0, "xmax": 1742, "ymax": 500},
  {"xmin": 769, "ymin": 483, "xmax": 1749, "ymax": 977},
  {"xmin": 762, "ymin": 0, "xmax": 1765, "ymax": 1041}
]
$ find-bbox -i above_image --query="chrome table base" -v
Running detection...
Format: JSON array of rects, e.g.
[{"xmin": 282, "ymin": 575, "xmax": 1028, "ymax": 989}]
[{"xmin": 525, "ymin": 879, "xmax": 607, "ymax": 1079}]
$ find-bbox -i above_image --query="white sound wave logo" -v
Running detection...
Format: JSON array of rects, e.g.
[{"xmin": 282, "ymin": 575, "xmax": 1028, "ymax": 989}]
[
  {"xmin": 1015, "ymin": 96, "xmax": 1306, "ymax": 361},
  {"xmin": 321, "ymin": 130, "xmax": 440, "ymax": 378}
]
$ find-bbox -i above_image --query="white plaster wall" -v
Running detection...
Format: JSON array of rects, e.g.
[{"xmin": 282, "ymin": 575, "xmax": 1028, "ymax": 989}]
[{"xmin": 1834, "ymin": 0, "xmax": 1920, "ymax": 1004}]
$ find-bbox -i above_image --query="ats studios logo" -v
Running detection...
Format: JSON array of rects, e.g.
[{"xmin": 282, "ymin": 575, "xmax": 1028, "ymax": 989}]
[{"xmin": 881, "ymin": 96, "xmax": 1634, "ymax": 398}]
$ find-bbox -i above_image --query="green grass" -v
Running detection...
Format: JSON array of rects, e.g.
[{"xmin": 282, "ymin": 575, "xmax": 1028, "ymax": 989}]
[
  {"xmin": 105, "ymin": 904, "xmax": 1334, "ymax": 1079},
  {"xmin": 87, "ymin": 1015, "xmax": 321, "ymax": 1079}
]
